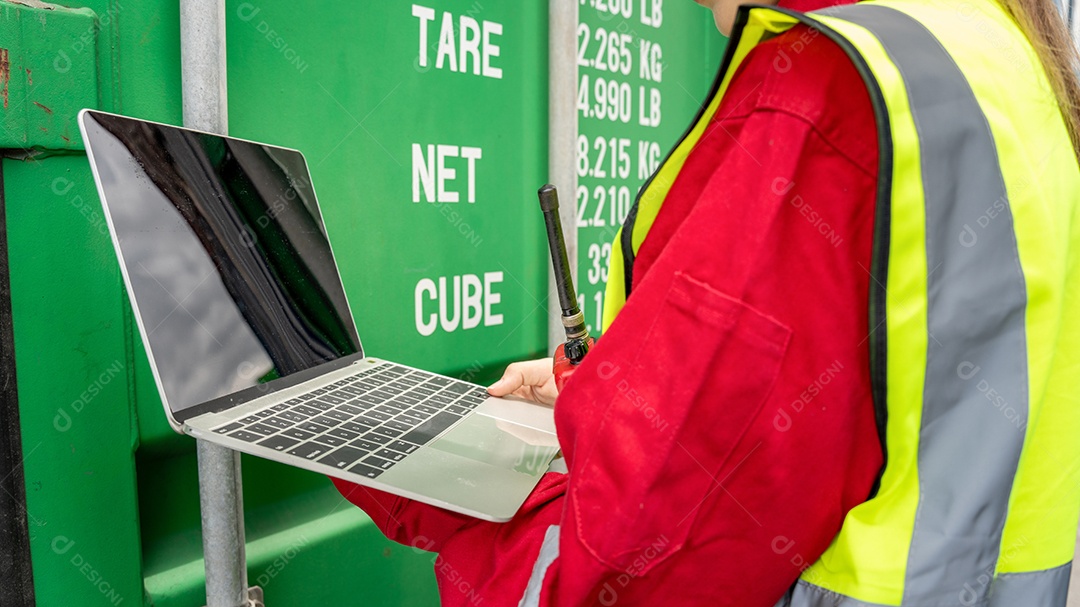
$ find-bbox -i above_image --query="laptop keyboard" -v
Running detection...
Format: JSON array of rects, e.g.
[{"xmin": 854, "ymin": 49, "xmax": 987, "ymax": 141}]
[{"xmin": 210, "ymin": 364, "xmax": 489, "ymax": 480}]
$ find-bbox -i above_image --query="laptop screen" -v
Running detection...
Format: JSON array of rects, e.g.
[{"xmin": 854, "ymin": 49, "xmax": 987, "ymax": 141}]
[{"xmin": 81, "ymin": 110, "xmax": 361, "ymax": 418}]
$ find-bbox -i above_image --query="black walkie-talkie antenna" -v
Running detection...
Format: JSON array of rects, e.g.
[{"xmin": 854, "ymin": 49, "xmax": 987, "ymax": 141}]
[{"xmin": 538, "ymin": 184, "xmax": 591, "ymax": 364}]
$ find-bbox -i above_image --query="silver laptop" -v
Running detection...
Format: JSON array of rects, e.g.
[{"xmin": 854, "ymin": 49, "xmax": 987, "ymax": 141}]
[{"xmin": 78, "ymin": 109, "xmax": 559, "ymax": 522}]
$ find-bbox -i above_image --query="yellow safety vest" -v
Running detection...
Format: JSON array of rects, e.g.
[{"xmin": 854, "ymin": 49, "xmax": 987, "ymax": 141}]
[{"xmin": 603, "ymin": 1, "xmax": 1080, "ymax": 604}]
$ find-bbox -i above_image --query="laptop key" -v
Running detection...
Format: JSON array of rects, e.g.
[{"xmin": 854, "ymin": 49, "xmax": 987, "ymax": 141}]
[
  {"xmin": 339, "ymin": 404, "xmax": 364, "ymax": 416},
  {"xmin": 346, "ymin": 398, "xmax": 374, "ymax": 410},
  {"xmin": 375, "ymin": 405, "xmax": 402, "ymax": 416},
  {"xmin": 322, "ymin": 409, "xmax": 351, "ymax": 422},
  {"xmin": 318, "ymin": 447, "xmax": 368, "ymax": 470},
  {"xmin": 374, "ymin": 448, "xmax": 407, "ymax": 462},
  {"xmin": 370, "ymin": 426, "xmax": 403, "ymax": 439},
  {"xmin": 287, "ymin": 441, "xmax": 328, "ymax": 460},
  {"xmin": 239, "ymin": 415, "xmax": 261, "ymax": 425},
  {"xmin": 349, "ymin": 438, "xmax": 382, "ymax": 452},
  {"xmin": 362, "ymin": 432, "xmax": 391, "ymax": 445},
  {"xmin": 285, "ymin": 398, "xmax": 304, "ymax": 406},
  {"xmin": 253, "ymin": 409, "xmax": 275, "ymax": 418},
  {"xmin": 313, "ymin": 434, "xmax": 347, "ymax": 447},
  {"xmin": 347, "ymin": 463, "xmax": 385, "ymax": 479},
  {"xmin": 293, "ymin": 405, "xmax": 321, "ymax": 417},
  {"xmin": 395, "ymin": 412, "xmax": 425, "ymax": 426},
  {"xmin": 414, "ymin": 404, "xmax": 442, "ymax": 417},
  {"xmin": 270, "ymin": 403, "xmax": 290, "ymax": 411},
  {"xmin": 321, "ymin": 393, "xmax": 346, "ymax": 405},
  {"xmin": 310, "ymin": 415, "xmax": 342, "ymax": 427},
  {"xmin": 298, "ymin": 421, "xmax": 330, "ymax": 434},
  {"xmin": 362, "ymin": 456, "xmax": 396, "ymax": 470},
  {"xmin": 414, "ymin": 404, "xmax": 441, "ymax": 416},
  {"xmin": 245, "ymin": 423, "xmax": 277, "ymax": 436},
  {"xmin": 400, "ymin": 412, "xmax": 462, "ymax": 446},
  {"xmin": 328, "ymin": 427, "xmax": 360, "ymax": 441},
  {"xmin": 342, "ymin": 421, "xmax": 373, "ymax": 433},
  {"xmin": 384, "ymin": 420, "xmax": 413, "ymax": 433},
  {"xmin": 264, "ymin": 417, "xmax": 293, "ymax": 430},
  {"xmin": 282, "ymin": 428, "xmax": 315, "ymax": 441},
  {"xmin": 364, "ymin": 411, "xmax": 392, "ymax": 422},
  {"xmin": 214, "ymin": 422, "xmax": 244, "ymax": 434},
  {"xmin": 279, "ymin": 410, "xmax": 306, "ymax": 423},
  {"xmin": 387, "ymin": 440, "xmax": 419, "ymax": 454},
  {"xmin": 444, "ymin": 382, "xmax": 471, "ymax": 394},
  {"xmin": 228, "ymin": 429, "xmax": 263, "ymax": 443},
  {"xmin": 258, "ymin": 435, "xmax": 299, "ymax": 452},
  {"xmin": 446, "ymin": 405, "xmax": 470, "ymax": 416}
]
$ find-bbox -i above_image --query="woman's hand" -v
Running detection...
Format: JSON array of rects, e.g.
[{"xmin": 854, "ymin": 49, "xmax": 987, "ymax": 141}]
[{"xmin": 487, "ymin": 358, "xmax": 558, "ymax": 406}]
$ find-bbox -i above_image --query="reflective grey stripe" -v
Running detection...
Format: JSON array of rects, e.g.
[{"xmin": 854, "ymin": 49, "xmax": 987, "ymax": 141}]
[
  {"xmin": 988, "ymin": 563, "xmax": 1071, "ymax": 607},
  {"xmin": 818, "ymin": 4, "xmax": 1030, "ymax": 606},
  {"xmin": 518, "ymin": 524, "xmax": 560, "ymax": 607},
  {"xmin": 782, "ymin": 566, "xmax": 1070, "ymax": 607}
]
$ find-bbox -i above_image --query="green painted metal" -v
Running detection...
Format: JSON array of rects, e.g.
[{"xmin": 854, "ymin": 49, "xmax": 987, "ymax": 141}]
[
  {"xmin": 0, "ymin": 1, "xmax": 99, "ymax": 150},
  {"xmin": 6, "ymin": 152, "xmax": 145, "ymax": 606},
  {"xmin": 2, "ymin": 1, "xmax": 725, "ymax": 605},
  {"xmin": 575, "ymin": 1, "xmax": 728, "ymax": 337}
]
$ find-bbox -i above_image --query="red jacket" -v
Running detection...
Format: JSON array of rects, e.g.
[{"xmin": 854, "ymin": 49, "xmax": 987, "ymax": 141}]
[{"xmin": 335, "ymin": 1, "xmax": 883, "ymax": 603}]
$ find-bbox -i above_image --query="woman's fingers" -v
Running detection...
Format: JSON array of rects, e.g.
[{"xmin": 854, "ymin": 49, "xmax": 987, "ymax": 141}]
[{"xmin": 488, "ymin": 358, "xmax": 555, "ymax": 399}]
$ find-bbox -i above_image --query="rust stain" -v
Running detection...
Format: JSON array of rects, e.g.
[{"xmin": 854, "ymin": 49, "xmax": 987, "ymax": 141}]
[
  {"xmin": 32, "ymin": 101, "xmax": 52, "ymax": 114},
  {"xmin": 25, "ymin": 68, "xmax": 31, "ymax": 86},
  {"xmin": 60, "ymin": 135, "xmax": 70, "ymax": 143},
  {"xmin": 0, "ymin": 48, "xmax": 10, "ymax": 110}
]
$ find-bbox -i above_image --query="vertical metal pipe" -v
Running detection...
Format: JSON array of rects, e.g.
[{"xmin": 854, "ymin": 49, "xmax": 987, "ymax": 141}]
[
  {"xmin": 181, "ymin": 0, "xmax": 228, "ymax": 133},
  {"xmin": 548, "ymin": 1, "xmax": 579, "ymax": 354},
  {"xmin": 194, "ymin": 441, "xmax": 248, "ymax": 607},
  {"xmin": 180, "ymin": 2, "xmax": 248, "ymax": 607}
]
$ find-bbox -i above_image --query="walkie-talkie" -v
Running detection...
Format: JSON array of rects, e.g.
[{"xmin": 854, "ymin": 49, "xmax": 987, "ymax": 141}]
[{"xmin": 538, "ymin": 184, "xmax": 594, "ymax": 391}]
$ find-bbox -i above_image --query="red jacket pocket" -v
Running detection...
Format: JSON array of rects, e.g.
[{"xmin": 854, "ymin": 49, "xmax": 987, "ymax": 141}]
[{"xmin": 570, "ymin": 271, "xmax": 791, "ymax": 573}]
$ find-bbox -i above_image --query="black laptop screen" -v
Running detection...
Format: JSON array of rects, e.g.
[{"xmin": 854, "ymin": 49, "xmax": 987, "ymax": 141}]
[{"xmin": 82, "ymin": 111, "xmax": 361, "ymax": 415}]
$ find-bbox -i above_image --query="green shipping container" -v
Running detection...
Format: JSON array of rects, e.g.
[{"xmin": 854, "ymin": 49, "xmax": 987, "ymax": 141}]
[{"xmin": 0, "ymin": 1, "xmax": 725, "ymax": 604}]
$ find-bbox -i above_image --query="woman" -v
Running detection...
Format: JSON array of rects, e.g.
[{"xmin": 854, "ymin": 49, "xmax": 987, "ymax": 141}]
[{"xmin": 336, "ymin": 0, "xmax": 1080, "ymax": 604}]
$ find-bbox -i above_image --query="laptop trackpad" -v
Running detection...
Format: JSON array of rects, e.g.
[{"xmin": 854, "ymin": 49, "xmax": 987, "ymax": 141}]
[
  {"xmin": 429, "ymin": 414, "xmax": 558, "ymax": 476},
  {"xmin": 474, "ymin": 396, "xmax": 556, "ymax": 433}
]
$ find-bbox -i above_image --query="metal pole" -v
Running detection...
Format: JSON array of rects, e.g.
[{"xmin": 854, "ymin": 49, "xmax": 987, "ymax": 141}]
[
  {"xmin": 180, "ymin": 2, "xmax": 248, "ymax": 607},
  {"xmin": 548, "ymin": 1, "xmax": 579, "ymax": 354}
]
